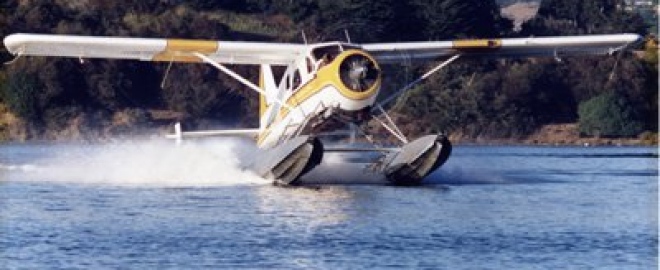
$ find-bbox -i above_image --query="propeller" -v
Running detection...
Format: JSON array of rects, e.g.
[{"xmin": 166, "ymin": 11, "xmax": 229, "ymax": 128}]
[{"xmin": 339, "ymin": 54, "xmax": 379, "ymax": 92}]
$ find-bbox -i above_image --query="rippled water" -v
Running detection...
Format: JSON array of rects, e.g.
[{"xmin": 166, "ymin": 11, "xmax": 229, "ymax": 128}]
[{"xmin": 1, "ymin": 141, "xmax": 657, "ymax": 269}]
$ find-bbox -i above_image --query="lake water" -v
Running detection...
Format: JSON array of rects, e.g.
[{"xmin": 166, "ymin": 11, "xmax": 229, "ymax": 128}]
[{"xmin": 1, "ymin": 140, "xmax": 657, "ymax": 269}]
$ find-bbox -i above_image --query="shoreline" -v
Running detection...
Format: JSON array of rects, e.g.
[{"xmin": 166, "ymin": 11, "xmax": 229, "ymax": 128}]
[
  {"xmin": 1, "ymin": 134, "xmax": 655, "ymax": 147},
  {"xmin": 1, "ymin": 112, "xmax": 656, "ymax": 147},
  {"xmin": 449, "ymin": 123, "xmax": 657, "ymax": 147}
]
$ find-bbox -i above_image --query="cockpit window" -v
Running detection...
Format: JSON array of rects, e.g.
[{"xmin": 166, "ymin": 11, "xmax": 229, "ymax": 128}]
[
  {"xmin": 310, "ymin": 44, "xmax": 362, "ymax": 71},
  {"xmin": 312, "ymin": 45, "xmax": 341, "ymax": 61}
]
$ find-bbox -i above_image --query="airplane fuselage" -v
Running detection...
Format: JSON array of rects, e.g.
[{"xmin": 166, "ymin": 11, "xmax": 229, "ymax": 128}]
[{"xmin": 257, "ymin": 44, "xmax": 382, "ymax": 148}]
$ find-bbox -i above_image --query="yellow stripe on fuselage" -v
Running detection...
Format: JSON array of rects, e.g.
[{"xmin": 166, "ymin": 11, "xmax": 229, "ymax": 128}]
[
  {"xmin": 259, "ymin": 68, "xmax": 266, "ymax": 118},
  {"xmin": 276, "ymin": 50, "xmax": 381, "ymax": 120},
  {"xmin": 152, "ymin": 39, "xmax": 218, "ymax": 62}
]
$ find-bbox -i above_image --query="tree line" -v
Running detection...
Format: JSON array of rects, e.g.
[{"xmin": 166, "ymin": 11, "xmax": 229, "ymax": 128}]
[
  {"xmin": 394, "ymin": 0, "xmax": 656, "ymax": 138},
  {"xmin": 0, "ymin": 0, "xmax": 656, "ymax": 140}
]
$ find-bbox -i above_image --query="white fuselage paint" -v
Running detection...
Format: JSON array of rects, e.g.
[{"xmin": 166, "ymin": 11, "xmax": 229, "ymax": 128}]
[{"xmin": 258, "ymin": 83, "xmax": 379, "ymax": 148}]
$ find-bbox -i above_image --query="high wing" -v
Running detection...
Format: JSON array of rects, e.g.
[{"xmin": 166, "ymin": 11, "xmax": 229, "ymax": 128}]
[
  {"xmin": 361, "ymin": 34, "xmax": 642, "ymax": 64},
  {"xmin": 3, "ymin": 33, "xmax": 306, "ymax": 66},
  {"xmin": 5, "ymin": 33, "xmax": 642, "ymax": 65}
]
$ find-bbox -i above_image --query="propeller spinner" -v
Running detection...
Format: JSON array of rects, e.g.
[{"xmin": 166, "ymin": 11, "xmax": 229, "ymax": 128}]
[{"xmin": 339, "ymin": 54, "xmax": 380, "ymax": 92}]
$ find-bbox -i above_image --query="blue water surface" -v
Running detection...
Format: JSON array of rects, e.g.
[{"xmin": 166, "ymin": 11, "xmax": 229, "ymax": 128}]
[{"xmin": 1, "ymin": 143, "xmax": 657, "ymax": 269}]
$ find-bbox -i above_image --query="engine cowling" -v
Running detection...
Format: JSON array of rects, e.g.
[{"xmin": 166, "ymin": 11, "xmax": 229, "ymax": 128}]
[{"xmin": 338, "ymin": 53, "xmax": 381, "ymax": 93}]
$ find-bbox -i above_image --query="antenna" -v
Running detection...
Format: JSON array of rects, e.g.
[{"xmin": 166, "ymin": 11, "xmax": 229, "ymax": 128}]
[
  {"xmin": 301, "ymin": 30, "xmax": 308, "ymax": 45},
  {"xmin": 344, "ymin": 29, "xmax": 352, "ymax": 43}
]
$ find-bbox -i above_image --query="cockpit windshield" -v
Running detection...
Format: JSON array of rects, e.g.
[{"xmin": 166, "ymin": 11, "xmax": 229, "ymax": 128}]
[
  {"xmin": 310, "ymin": 43, "xmax": 361, "ymax": 63},
  {"xmin": 309, "ymin": 43, "xmax": 361, "ymax": 72}
]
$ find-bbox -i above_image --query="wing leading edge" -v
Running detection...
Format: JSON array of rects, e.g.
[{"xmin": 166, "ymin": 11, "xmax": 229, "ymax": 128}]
[
  {"xmin": 361, "ymin": 34, "xmax": 643, "ymax": 63},
  {"xmin": 4, "ymin": 33, "xmax": 642, "ymax": 65},
  {"xmin": 3, "ymin": 33, "xmax": 306, "ymax": 66}
]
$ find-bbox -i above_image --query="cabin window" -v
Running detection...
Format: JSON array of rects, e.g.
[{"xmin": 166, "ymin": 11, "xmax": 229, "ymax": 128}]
[
  {"xmin": 293, "ymin": 70, "xmax": 301, "ymax": 90},
  {"xmin": 306, "ymin": 57, "xmax": 314, "ymax": 73},
  {"xmin": 283, "ymin": 73, "xmax": 290, "ymax": 90}
]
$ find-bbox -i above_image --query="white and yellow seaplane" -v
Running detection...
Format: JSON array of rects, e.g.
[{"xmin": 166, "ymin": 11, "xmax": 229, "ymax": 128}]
[{"xmin": 3, "ymin": 32, "xmax": 641, "ymax": 185}]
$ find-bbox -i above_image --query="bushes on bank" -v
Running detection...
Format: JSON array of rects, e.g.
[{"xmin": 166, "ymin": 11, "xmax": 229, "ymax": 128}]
[{"xmin": 578, "ymin": 91, "xmax": 645, "ymax": 137}]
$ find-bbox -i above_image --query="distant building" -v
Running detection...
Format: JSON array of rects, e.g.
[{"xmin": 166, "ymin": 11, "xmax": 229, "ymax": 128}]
[{"xmin": 623, "ymin": 0, "xmax": 659, "ymax": 13}]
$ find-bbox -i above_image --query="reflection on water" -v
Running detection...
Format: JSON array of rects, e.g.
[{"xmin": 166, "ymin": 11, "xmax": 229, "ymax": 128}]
[{"xmin": 255, "ymin": 186, "xmax": 355, "ymax": 233}]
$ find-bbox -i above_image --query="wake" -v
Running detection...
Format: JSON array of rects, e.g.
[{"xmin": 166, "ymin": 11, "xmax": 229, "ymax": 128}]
[
  {"xmin": 2, "ymin": 138, "xmax": 269, "ymax": 187},
  {"xmin": 2, "ymin": 140, "xmax": 542, "ymax": 187}
]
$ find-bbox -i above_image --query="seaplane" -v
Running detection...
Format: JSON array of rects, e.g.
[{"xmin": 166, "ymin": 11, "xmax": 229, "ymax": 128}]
[{"xmin": 3, "ymin": 32, "xmax": 641, "ymax": 185}]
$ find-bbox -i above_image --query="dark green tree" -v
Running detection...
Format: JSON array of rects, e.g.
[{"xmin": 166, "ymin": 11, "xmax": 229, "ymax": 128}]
[
  {"xmin": 578, "ymin": 91, "xmax": 644, "ymax": 137},
  {"xmin": 1, "ymin": 0, "xmax": 656, "ymax": 141},
  {"xmin": 4, "ymin": 71, "xmax": 42, "ymax": 122},
  {"xmin": 299, "ymin": 0, "xmax": 405, "ymax": 42},
  {"xmin": 413, "ymin": 0, "xmax": 512, "ymax": 39}
]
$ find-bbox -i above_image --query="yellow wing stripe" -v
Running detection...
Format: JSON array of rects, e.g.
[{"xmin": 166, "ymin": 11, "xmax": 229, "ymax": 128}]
[
  {"xmin": 152, "ymin": 39, "xmax": 219, "ymax": 62},
  {"xmin": 452, "ymin": 39, "xmax": 502, "ymax": 49}
]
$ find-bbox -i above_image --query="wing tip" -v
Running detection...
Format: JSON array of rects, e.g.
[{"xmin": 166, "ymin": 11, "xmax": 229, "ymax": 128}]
[
  {"xmin": 627, "ymin": 33, "xmax": 644, "ymax": 45},
  {"xmin": 4, "ymin": 33, "xmax": 27, "ymax": 54}
]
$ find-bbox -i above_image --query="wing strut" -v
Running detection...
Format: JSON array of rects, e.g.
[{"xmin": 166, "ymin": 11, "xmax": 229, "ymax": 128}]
[
  {"xmin": 373, "ymin": 104, "xmax": 408, "ymax": 144},
  {"xmin": 160, "ymin": 56, "xmax": 175, "ymax": 89},
  {"xmin": 377, "ymin": 54, "xmax": 461, "ymax": 108},
  {"xmin": 192, "ymin": 52, "xmax": 292, "ymax": 110},
  {"xmin": 608, "ymin": 50, "xmax": 625, "ymax": 82},
  {"xmin": 367, "ymin": 54, "xmax": 461, "ymax": 146}
]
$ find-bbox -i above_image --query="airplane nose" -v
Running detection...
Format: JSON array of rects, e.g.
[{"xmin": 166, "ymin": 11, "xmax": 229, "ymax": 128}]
[
  {"xmin": 348, "ymin": 65, "xmax": 367, "ymax": 82},
  {"xmin": 339, "ymin": 53, "xmax": 380, "ymax": 92}
]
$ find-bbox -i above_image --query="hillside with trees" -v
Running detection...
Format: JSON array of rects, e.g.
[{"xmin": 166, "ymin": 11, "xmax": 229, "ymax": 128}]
[{"xmin": 0, "ymin": 0, "xmax": 656, "ymax": 143}]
